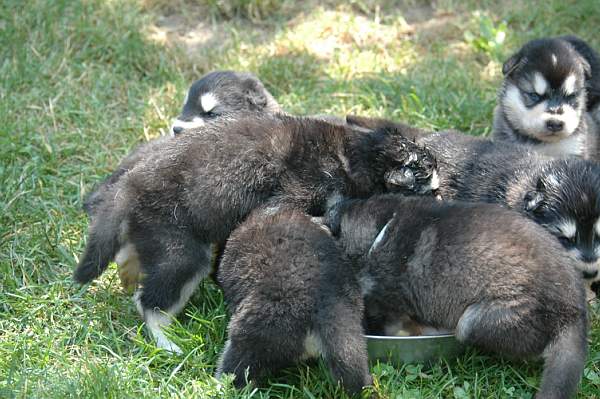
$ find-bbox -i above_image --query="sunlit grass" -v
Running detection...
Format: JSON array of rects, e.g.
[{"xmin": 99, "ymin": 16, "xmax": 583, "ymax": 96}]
[{"xmin": 1, "ymin": 0, "xmax": 599, "ymax": 397}]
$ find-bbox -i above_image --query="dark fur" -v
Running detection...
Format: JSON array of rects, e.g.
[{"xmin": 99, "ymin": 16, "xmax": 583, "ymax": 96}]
[
  {"xmin": 74, "ymin": 113, "xmax": 437, "ymax": 349},
  {"xmin": 347, "ymin": 115, "xmax": 600, "ymax": 283},
  {"xmin": 83, "ymin": 71, "xmax": 279, "ymax": 216},
  {"xmin": 326, "ymin": 195, "xmax": 588, "ymax": 399},
  {"xmin": 493, "ymin": 36, "xmax": 600, "ymax": 159},
  {"xmin": 216, "ymin": 208, "xmax": 369, "ymax": 393}
]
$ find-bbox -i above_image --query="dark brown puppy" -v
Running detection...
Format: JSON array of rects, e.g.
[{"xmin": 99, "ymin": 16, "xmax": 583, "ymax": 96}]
[
  {"xmin": 74, "ymin": 113, "xmax": 437, "ymax": 353},
  {"xmin": 216, "ymin": 208, "xmax": 369, "ymax": 394},
  {"xmin": 326, "ymin": 194, "xmax": 588, "ymax": 399}
]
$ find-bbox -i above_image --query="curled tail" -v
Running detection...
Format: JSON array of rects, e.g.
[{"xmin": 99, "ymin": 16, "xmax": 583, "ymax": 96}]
[{"xmin": 74, "ymin": 201, "xmax": 126, "ymax": 284}]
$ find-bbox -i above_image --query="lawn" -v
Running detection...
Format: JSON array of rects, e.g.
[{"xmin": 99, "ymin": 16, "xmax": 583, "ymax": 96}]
[{"xmin": 1, "ymin": 0, "xmax": 599, "ymax": 397}]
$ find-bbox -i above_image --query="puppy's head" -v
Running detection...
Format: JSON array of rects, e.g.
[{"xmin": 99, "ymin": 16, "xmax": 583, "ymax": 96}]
[
  {"xmin": 171, "ymin": 71, "xmax": 280, "ymax": 135},
  {"xmin": 522, "ymin": 159, "xmax": 600, "ymax": 281},
  {"xmin": 500, "ymin": 37, "xmax": 590, "ymax": 142}
]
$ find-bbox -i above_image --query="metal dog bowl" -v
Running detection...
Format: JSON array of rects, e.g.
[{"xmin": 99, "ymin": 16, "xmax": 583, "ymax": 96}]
[{"xmin": 365, "ymin": 333, "xmax": 465, "ymax": 365}]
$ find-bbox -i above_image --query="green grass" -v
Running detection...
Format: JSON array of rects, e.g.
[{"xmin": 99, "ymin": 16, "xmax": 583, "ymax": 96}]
[{"xmin": 1, "ymin": 0, "xmax": 600, "ymax": 397}]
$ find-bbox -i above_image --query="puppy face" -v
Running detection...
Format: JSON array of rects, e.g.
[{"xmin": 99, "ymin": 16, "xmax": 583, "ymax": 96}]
[
  {"xmin": 501, "ymin": 38, "xmax": 590, "ymax": 142},
  {"xmin": 171, "ymin": 71, "xmax": 279, "ymax": 135},
  {"xmin": 523, "ymin": 159, "xmax": 600, "ymax": 281}
]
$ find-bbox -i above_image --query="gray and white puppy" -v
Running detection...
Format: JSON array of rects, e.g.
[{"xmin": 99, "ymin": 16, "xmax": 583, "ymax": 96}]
[
  {"xmin": 346, "ymin": 116, "xmax": 600, "ymax": 284},
  {"xmin": 493, "ymin": 36, "xmax": 600, "ymax": 159},
  {"xmin": 171, "ymin": 70, "xmax": 280, "ymax": 135},
  {"xmin": 326, "ymin": 194, "xmax": 588, "ymax": 399},
  {"xmin": 216, "ymin": 208, "xmax": 370, "ymax": 394},
  {"xmin": 74, "ymin": 113, "xmax": 437, "ymax": 354}
]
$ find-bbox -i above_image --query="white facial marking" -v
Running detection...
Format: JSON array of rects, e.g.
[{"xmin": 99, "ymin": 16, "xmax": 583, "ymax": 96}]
[
  {"xmin": 556, "ymin": 219, "xmax": 577, "ymax": 239},
  {"xmin": 551, "ymin": 54, "xmax": 557, "ymax": 66},
  {"xmin": 594, "ymin": 218, "xmax": 600, "ymax": 237},
  {"xmin": 563, "ymin": 74, "xmax": 577, "ymax": 95},
  {"xmin": 171, "ymin": 117, "xmax": 205, "ymax": 136},
  {"xmin": 369, "ymin": 217, "xmax": 394, "ymax": 256},
  {"xmin": 533, "ymin": 73, "xmax": 548, "ymax": 95},
  {"xmin": 200, "ymin": 92, "xmax": 218, "ymax": 112},
  {"xmin": 503, "ymin": 84, "xmax": 581, "ymax": 142}
]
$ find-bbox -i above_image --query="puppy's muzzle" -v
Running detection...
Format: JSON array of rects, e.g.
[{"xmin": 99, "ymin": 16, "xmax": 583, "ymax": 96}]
[{"xmin": 546, "ymin": 119, "xmax": 564, "ymax": 133}]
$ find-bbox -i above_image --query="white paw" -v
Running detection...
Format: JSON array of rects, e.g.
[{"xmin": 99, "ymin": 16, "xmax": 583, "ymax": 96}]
[{"xmin": 156, "ymin": 336, "xmax": 183, "ymax": 355}]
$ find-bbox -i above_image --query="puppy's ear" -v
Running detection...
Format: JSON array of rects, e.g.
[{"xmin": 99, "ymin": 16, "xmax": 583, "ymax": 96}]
[
  {"xmin": 578, "ymin": 54, "xmax": 592, "ymax": 79},
  {"xmin": 384, "ymin": 168, "xmax": 415, "ymax": 190},
  {"xmin": 524, "ymin": 190, "xmax": 544, "ymax": 212},
  {"xmin": 502, "ymin": 52, "xmax": 524, "ymax": 76},
  {"xmin": 524, "ymin": 178, "xmax": 545, "ymax": 212},
  {"xmin": 244, "ymin": 79, "xmax": 268, "ymax": 110}
]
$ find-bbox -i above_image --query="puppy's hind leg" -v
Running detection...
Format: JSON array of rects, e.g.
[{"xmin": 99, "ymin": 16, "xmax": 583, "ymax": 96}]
[
  {"xmin": 456, "ymin": 302, "xmax": 587, "ymax": 399},
  {"xmin": 132, "ymin": 225, "xmax": 212, "ymax": 354},
  {"xmin": 316, "ymin": 286, "xmax": 371, "ymax": 394},
  {"xmin": 215, "ymin": 300, "xmax": 307, "ymax": 387}
]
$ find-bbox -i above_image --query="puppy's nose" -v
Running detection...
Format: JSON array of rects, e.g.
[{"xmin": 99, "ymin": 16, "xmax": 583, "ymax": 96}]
[
  {"xmin": 172, "ymin": 126, "xmax": 184, "ymax": 135},
  {"xmin": 583, "ymin": 270, "xmax": 598, "ymax": 279},
  {"xmin": 546, "ymin": 119, "xmax": 564, "ymax": 132}
]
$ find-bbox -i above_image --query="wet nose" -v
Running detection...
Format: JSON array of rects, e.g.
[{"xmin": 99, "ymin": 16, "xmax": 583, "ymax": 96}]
[
  {"xmin": 546, "ymin": 119, "xmax": 564, "ymax": 132},
  {"xmin": 172, "ymin": 125, "xmax": 184, "ymax": 135},
  {"xmin": 583, "ymin": 270, "xmax": 598, "ymax": 279}
]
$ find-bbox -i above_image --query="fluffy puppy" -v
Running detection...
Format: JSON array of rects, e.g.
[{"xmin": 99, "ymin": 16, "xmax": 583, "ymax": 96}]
[
  {"xmin": 326, "ymin": 195, "xmax": 588, "ymax": 399},
  {"xmin": 74, "ymin": 113, "xmax": 437, "ymax": 353},
  {"xmin": 492, "ymin": 36, "xmax": 600, "ymax": 158},
  {"xmin": 216, "ymin": 208, "xmax": 370, "ymax": 394},
  {"xmin": 82, "ymin": 71, "xmax": 279, "ymax": 290},
  {"xmin": 346, "ymin": 116, "xmax": 600, "ymax": 284},
  {"xmin": 171, "ymin": 70, "xmax": 280, "ymax": 135}
]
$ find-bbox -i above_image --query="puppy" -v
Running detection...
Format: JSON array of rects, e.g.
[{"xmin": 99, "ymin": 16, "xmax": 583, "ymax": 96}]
[
  {"xmin": 82, "ymin": 71, "xmax": 280, "ymax": 291},
  {"xmin": 171, "ymin": 70, "xmax": 280, "ymax": 135},
  {"xmin": 74, "ymin": 113, "xmax": 438, "ymax": 353},
  {"xmin": 216, "ymin": 208, "xmax": 370, "ymax": 394},
  {"xmin": 326, "ymin": 194, "xmax": 588, "ymax": 399},
  {"xmin": 492, "ymin": 36, "xmax": 600, "ymax": 159},
  {"xmin": 347, "ymin": 116, "xmax": 600, "ymax": 284}
]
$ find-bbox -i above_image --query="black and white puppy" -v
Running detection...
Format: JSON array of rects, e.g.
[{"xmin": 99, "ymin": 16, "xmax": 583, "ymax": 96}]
[
  {"xmin": 74, "ymin": 113, "xmax": 438, "ymax": 353},
  {"xmin": 326, "ymin": 195, "xmax": 588, "ymax": 399},
  {"xmin": 493, "ymin": 36, "xmax": 600, "ymax": 159},
  {"xmin": 346, "ymin": 116, "xmax": 600, "ymax": 285},
  {"xmin": 171, "ymin": 70, "xmax": 280, "ymax": 135},
  {"xmin": 216, "ymin": 208, "xmax": 370, "ymax": 394}
]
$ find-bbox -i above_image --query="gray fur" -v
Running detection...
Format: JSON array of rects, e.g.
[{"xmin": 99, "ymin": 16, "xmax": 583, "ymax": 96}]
[
  {"xmin": 326, "ymin": 195, "xmax": 588, "ymax": 399},
  {"xmin": 216, "ymin": 208, "xmax": 370, "ymax": 393}
]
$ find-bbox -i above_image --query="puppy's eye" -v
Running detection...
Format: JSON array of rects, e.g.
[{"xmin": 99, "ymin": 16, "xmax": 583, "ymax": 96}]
[
  {"xmin": 558, "ymin": 236, "xmax": 574, "ymax": 246},
  {"xmin": 204, "ymin": 110, "xmax": 217, "ymax": 118},
  {"xmin": 525, "ymin": 92, "xmax": 541, "ymax": 102}
]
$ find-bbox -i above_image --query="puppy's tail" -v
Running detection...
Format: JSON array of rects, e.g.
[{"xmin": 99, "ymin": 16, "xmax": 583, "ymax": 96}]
[{"xmin": 74, "ymin": 202, "xmax": 126, "ymax": 284}]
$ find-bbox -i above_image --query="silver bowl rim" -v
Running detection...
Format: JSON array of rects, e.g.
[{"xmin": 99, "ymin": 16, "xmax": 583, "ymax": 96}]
[{"xmin": 364, "ymin": 333, "xmax": 456, "ymax": 340}]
